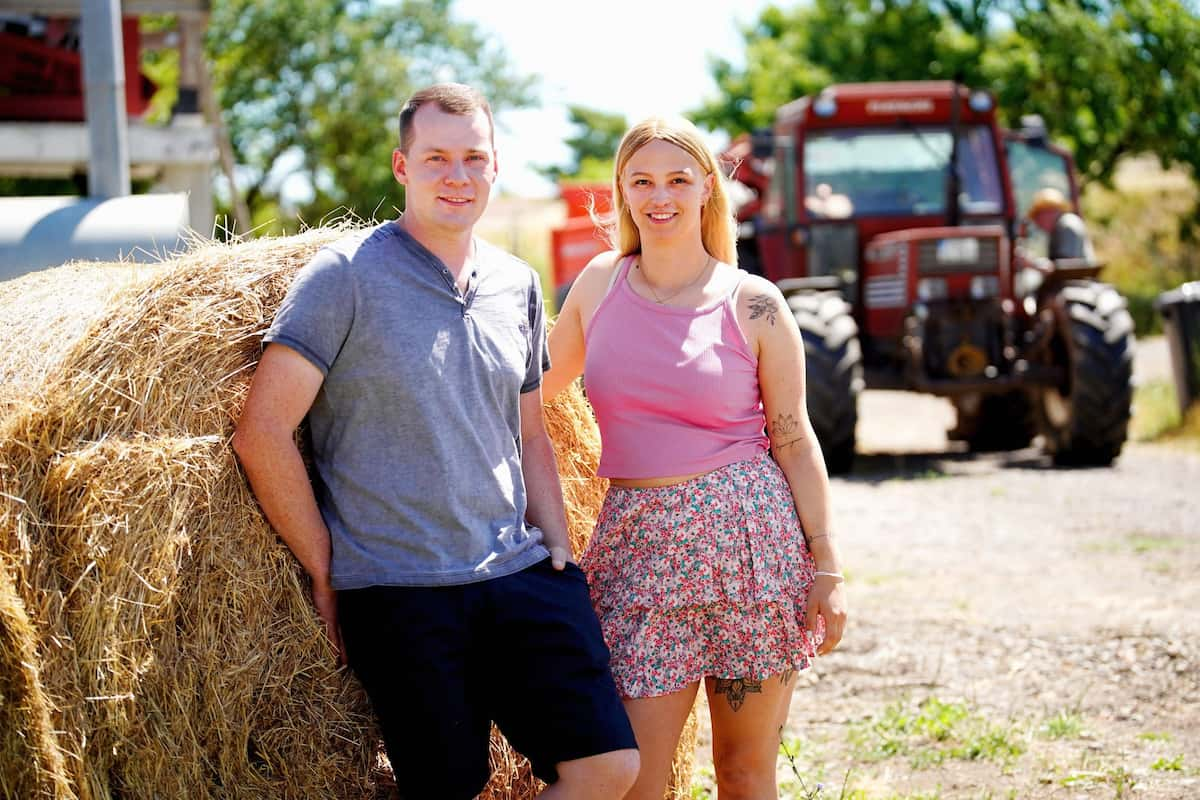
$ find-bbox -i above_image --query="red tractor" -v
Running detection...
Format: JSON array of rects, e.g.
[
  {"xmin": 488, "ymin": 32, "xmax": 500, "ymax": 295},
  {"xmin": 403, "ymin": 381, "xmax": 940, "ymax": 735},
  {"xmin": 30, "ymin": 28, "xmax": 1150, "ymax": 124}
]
[{"xmin": 726, "ymin": 81, "xmax": 1134, "ymax": 472}]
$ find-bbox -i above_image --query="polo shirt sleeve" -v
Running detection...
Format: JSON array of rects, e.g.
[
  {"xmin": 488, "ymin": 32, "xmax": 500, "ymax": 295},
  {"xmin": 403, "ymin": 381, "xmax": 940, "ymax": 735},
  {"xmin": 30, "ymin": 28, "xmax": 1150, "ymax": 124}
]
[
  {"xmin": 263, "ymin": 247, "xmax": 354, "ymax": 376},
  {"xmin": 521, "ymin": 269, "xmax": 551, "ymax": 394}
]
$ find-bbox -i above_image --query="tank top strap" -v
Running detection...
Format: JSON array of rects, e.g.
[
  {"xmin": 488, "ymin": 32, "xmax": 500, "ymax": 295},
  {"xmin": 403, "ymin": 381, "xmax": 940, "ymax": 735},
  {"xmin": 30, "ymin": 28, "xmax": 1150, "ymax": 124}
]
[
  {"xmin": 724, "ymin": 268, "xmax": 749, "ymax": 305},
  {"xmin": 722, "ymin": 268, "xmax": 755, "ymax": 356},
  {"xmin": 584, "ymin": 254, "xmax": 637, "ymax": 343},
  {"xmin": 610, "ymin": 253, "xmax": 635, "ymax": 292}
]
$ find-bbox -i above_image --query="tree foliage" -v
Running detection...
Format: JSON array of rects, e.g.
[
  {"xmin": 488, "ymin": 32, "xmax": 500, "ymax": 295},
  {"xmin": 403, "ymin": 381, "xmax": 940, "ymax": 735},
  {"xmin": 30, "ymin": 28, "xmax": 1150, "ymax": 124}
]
[
  {"xmin": 205, "ymin": 0, "xmax": 535, "ymax": 231},
  {"xmin": 539, "ymin": 105, "xmax": 627, "ymax": 184},
  {"xmin": 695, "ymin": 0, "xmax": 1200, "ymax": 188}
]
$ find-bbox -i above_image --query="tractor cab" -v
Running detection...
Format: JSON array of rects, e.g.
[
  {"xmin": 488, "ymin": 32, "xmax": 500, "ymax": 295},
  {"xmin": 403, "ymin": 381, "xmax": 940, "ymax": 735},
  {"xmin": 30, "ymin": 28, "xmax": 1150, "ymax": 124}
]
[{"xmin": 728, "ymin": 81, "xmax": 1134, "ymax": 472}]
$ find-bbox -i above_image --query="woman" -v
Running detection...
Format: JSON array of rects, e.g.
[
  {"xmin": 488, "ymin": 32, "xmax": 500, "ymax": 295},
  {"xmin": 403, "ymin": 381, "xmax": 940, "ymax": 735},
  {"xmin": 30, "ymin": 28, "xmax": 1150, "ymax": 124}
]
[{"xmin": 543, "ymin": 115, "xmax": 847, "ymax": 799}]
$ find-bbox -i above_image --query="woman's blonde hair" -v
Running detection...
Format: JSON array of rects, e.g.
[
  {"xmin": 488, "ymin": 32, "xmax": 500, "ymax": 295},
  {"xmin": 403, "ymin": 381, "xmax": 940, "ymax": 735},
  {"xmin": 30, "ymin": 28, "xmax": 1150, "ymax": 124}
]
[{"xmin": 607, "ymin": 116, "xmax": 737, "ymax": 265}]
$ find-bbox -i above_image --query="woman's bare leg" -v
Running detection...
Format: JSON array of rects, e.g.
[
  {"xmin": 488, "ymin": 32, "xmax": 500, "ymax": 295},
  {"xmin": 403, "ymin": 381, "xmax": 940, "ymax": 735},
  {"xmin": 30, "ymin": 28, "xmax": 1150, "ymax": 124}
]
[{"xmin": 705, "ymin": 670, "xmax": 797, "ymax": 800}]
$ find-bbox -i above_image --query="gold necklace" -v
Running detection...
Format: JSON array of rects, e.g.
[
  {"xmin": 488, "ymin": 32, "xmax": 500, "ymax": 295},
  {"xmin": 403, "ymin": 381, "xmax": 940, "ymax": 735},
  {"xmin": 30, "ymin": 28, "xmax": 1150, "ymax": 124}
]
[{"xmin": 636, "ymin": 254, "xmax": 715, "ymax": 305}]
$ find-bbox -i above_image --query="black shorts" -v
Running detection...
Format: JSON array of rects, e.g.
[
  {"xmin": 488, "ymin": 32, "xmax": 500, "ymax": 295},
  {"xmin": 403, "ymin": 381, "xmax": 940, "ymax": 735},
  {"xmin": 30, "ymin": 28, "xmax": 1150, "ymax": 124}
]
[{"xmin": 339, "ymin": 557, "xmax": 636, "ymax": 800}]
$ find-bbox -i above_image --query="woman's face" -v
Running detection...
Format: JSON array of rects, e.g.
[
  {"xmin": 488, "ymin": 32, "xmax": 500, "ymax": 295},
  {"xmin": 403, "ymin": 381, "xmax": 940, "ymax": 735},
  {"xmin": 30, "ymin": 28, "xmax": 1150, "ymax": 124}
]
[{"xmin": 620, "ymin": 139, "xmax": 713, "ymax": 243}]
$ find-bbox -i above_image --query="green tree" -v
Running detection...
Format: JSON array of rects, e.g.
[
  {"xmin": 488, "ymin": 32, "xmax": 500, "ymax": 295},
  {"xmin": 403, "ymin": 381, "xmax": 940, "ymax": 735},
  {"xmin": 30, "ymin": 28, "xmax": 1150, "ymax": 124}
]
[
  {"xmin": 694, "ymin": 0, "xmax": 1200, "ymax": 192},
  {"xmin": 694, "ymin": 1, "xmax": 996, "ymax": 135},
  {"xmin": 987, "ymin": 1, "xmax": 1200, "ymax": 185},
  {"xmin": 206, "ymin": 0, "xmax": 536, "ymax": 232},
  {"xmin": 539, "ymin": 105, "xmax": 627, "ymax": 184}
]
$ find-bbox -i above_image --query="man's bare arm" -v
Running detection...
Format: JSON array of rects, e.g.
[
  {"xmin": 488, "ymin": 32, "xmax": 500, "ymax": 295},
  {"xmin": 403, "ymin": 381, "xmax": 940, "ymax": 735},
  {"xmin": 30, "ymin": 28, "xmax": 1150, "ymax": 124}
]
[
  {"xmin": 232, "ymin": 344, "xmax": 342, "ymax": 656},
  {"xmin": 518, "ymin": 388, "xmax": 572, "ymax": 569}
]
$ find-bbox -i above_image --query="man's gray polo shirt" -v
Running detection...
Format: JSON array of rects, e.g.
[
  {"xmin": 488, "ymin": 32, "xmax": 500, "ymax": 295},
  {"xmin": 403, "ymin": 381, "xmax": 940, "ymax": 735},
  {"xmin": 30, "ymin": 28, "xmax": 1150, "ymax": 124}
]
[{"xmin": 264, "ymin": 221, "xmax": 552, "ymax": 589}]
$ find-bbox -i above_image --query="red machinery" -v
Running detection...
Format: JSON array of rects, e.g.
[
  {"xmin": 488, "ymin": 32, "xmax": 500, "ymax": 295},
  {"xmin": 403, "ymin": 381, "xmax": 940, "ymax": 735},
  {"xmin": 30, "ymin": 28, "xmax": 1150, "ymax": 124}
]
[
  {"xmin": 726, "ymin": 81, "xmax": 1133, "ymax": 471},
  {"xmin": 548, "ymin": 181, "xmax": 612, "ymax": 311},
  {"xmin": 0, "ymin": 16, "xmax": 156, "ymax": 121}
]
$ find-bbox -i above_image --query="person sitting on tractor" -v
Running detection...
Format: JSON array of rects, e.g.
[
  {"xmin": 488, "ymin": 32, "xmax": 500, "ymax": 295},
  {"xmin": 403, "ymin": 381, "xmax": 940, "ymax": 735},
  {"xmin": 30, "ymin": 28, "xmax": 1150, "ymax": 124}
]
[
  {"xmin": 804, "ymin": 182, "xmax": 854, "ymax": 219},
  {"xmin": 1028, "ymin": 186, "xmax": 1095, "ymax": 266}
]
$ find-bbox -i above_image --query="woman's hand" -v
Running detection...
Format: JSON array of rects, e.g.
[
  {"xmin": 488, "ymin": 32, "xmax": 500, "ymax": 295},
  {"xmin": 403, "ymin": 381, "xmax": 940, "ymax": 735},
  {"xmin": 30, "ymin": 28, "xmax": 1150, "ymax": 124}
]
[{"xmin": 806, "ymin": 575, "xmax": 847, "ymax": 656}]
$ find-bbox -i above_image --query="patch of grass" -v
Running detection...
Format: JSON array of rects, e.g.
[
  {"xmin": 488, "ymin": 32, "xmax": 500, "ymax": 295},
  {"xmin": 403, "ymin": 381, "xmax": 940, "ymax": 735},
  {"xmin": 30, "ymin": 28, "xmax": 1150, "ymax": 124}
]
[
  {"xmin": 1132, "ymin": 380, "xmax": 1183, "ymax": 441},
  {"xmin": 689, "ymin": 764, "xmax": 716, "ymax": 799},
  {"xmin": 1161, "ymin": 404, "xmax": 1200, "ymax": 449},
  {"xmin": 1084, "ymin": 531, "xmax": 1190, "ymax": 556},
  {"xmin": 1151, "ymin": 754, "xmax": 1185, "ymax": 771},
  {"xmin": 1083, "ymin": 171, "xmax": 1199, "ymax": 337},
  {"xmin": 1130, "ymin": 533, "xmax": 1189, "ymax": 554},
  {"xmin": 859, "ymin": 570, "xmax": 904, "ymax": 587},
  {"xmin": 1038, "ymin": 710, "xmax": 1085, "ymax": 740},
  {"xmin": 778, "ymin": 736, "xmax": 823, "ymax": 795},
  {"xmin": 1131, "ymin": 377, "xmax": 1200, "ymax": 449},
  {"xmin": 1137, "ymin": 730, "xmax": 1173, "ymax": 742},
  {"xmin": 848, "ymin": 697, "xmax": 1026, "ymax": 769},
  {"xmin": 946, "ymin": 726, "xmax": 1026, "ymax": 763},
  {"xmin": 1059, "ymin": 765, "xmax": 1138, "ymax": 797}
]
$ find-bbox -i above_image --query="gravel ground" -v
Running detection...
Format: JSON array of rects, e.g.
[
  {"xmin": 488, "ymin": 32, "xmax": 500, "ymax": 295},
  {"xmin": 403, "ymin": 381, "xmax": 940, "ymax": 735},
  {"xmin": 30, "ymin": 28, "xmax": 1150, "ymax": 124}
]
[{"xmin": 691, "ymin": 338, "xmax": 1200, "ymax": 799}]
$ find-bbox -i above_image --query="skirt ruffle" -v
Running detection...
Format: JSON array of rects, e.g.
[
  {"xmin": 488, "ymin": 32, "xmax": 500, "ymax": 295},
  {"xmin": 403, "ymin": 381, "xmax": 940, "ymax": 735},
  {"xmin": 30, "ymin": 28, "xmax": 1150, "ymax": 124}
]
[{"xmin": 580, "ymin": 452, "xmax": 818, "ymax": 698}]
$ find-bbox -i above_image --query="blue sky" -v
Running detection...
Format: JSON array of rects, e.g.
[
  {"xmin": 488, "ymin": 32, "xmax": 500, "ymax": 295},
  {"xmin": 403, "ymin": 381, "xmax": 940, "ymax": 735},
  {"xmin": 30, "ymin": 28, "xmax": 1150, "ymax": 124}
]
[{"xmin": 450, "ymin": 0, "xmax": 776, "ymax": 197}]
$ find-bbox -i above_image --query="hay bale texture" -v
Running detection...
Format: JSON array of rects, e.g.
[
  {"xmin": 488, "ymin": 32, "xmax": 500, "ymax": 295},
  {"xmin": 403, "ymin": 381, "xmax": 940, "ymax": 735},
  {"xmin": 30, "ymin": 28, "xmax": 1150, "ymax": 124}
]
[
  {"xmin": 0, "ymin": 227, "xmax": 695, "ymax": 799},
  {"xmin": 0, "ymin": 261, "xmax": 153, "ymax": 422}
]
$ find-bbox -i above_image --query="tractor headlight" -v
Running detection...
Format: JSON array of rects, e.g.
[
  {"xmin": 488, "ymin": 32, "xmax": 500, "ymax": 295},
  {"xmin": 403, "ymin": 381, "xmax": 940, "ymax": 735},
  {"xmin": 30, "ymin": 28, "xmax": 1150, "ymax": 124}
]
[
  {"xmin": 970, "ymin": 275, "xmax": 1000, "ymax": 299},
  {"xmin": 917, "ymin": 277, "xmax": 948, "ymax": 301}
]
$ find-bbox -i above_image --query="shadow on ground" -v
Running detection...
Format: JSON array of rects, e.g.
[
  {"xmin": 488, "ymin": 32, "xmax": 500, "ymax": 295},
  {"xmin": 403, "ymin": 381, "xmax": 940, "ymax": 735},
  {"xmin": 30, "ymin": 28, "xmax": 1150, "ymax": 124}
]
[{"xmin": 840, "ymin": 445, "xmax": 1123, "ymax": 484}]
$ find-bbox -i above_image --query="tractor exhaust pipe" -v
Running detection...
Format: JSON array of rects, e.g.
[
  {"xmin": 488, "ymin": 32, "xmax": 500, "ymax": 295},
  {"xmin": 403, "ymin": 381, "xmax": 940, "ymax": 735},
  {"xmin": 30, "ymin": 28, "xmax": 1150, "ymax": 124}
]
[{"xmin": 947, "ymin": 74, "xmax": 963, "ymax": 227}]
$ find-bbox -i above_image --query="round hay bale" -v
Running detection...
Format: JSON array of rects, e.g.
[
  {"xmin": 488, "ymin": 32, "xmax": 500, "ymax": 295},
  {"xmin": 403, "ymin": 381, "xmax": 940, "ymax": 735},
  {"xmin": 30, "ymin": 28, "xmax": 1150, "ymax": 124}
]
[
  {"xmin": 0, "ymin": 226, "xmax": 697, "ymax": 799},
  {"xmin": 0, "ymin": 260, "xmax": 155, "ymax": 424}
]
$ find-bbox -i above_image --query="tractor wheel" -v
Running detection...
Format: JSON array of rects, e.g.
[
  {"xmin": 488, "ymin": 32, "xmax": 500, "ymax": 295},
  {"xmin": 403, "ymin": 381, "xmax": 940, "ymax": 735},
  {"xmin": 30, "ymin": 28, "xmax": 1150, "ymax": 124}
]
[
  {"xmin": 789, "ymin": 291, "xmax": 863, "ymax": 474},
  {"xmin": 1035, "ymin": 280, "xmax": 1135, "ymax": 466},
  {"xmin": 961, "ymin": 391, "xmax": 1037, "ymax": 452}
]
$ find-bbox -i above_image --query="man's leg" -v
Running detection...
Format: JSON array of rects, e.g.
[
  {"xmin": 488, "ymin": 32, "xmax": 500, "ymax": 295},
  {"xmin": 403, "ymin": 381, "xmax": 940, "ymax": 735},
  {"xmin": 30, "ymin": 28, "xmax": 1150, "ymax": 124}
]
[
  {"xmin": 542, "ymin": 749, "xmax": 642, "ymax": 800},
  {"xmin": 339, "ymin": 585, "xmax": 493, "ymax": 800},
  {"xmin": 479, "ymin": 559, "xmax": 639, "ymax": 798}
]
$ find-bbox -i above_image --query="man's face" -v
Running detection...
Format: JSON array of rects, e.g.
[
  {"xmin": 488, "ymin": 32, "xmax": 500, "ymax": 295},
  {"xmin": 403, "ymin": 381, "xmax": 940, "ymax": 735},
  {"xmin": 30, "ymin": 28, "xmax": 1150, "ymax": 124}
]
[{"xmin": 392, "ymin": 105, "xmax": 497, "ymax": 236}]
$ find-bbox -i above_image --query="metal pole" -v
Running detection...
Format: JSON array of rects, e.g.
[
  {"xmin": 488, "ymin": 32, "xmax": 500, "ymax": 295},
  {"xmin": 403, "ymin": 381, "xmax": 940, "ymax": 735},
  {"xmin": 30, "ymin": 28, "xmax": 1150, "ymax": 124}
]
[{"xmin": 81, "ymin": 0, "xmax": 131, "ymax": 198}]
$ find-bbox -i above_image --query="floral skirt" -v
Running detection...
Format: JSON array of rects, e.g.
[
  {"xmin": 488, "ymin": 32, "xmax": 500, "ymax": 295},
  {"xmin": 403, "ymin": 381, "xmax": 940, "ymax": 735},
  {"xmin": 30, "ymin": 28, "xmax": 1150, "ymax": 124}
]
[{"xmin": 580, "ymin": 452, "xmax": 818, "ymax": 699}]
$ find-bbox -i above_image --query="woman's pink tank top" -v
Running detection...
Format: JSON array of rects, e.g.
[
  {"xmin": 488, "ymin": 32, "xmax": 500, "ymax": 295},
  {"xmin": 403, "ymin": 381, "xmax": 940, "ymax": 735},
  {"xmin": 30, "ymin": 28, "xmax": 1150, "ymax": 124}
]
[{"xmin": 584, "ymin": 256, "xmax": 770, "ymax": 479}]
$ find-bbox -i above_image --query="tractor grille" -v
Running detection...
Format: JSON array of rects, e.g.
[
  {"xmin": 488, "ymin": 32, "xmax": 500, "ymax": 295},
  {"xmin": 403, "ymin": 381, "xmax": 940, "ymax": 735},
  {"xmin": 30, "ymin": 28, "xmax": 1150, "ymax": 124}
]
[{"xmin": 917, "ymin": 238, "xmax": 1000, "ymax": 274}]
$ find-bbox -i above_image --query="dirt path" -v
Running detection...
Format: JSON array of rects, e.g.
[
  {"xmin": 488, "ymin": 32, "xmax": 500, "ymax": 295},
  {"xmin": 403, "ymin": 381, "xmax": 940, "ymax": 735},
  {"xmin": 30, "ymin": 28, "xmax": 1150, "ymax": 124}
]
[{"xmin": 690, "ymin": 339, "xmax": 1200, "ymax": 799}]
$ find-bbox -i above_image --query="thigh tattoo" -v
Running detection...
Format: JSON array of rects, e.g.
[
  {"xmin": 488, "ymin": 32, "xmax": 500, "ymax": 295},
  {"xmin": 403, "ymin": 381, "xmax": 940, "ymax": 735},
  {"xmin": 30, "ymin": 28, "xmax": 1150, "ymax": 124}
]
[{"xmin": 713, "ymin": 677, "xmax": 763, "ymax": 711}]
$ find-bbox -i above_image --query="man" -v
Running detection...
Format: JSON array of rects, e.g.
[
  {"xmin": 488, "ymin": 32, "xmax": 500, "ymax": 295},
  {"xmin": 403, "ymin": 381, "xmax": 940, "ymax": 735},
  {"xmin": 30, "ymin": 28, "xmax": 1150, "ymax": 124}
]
[
  {"xmin": 232, "ymin": 83, "xmax": 638, "ymax": 800},
  {"xmin": 1028, "ymin": 186, "xmax": 1096, "ymax": 265}
]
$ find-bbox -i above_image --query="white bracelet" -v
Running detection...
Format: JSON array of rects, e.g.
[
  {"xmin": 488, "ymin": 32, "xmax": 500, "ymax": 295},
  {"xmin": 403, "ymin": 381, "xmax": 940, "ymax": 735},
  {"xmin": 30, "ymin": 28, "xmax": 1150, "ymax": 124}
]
[{"xmin": 813, "ymin": 571, "xmax": 845, "ymax": 583}]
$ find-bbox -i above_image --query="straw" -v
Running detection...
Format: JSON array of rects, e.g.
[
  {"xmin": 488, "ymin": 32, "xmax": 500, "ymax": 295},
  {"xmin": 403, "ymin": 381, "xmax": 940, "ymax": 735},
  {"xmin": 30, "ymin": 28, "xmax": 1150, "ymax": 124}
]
[{"xmin": 0, "ymin": 225, "xmax": 695, "ymax": 798}]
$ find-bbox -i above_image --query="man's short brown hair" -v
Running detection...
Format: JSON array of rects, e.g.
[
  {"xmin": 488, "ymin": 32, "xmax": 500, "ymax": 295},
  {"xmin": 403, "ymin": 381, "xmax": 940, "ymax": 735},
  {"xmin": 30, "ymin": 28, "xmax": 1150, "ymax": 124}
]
[{"xmin": 398, "ymin": 83, "xmax": 494, "ymax": 153}]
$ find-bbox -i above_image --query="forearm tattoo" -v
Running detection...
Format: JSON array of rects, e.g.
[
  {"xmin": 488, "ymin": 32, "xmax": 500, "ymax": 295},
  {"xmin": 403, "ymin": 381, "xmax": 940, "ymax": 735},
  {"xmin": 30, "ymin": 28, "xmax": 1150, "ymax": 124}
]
[
  {"xmin": 771, "ymin": 413, "xmax": 807, "ymax": 450},
  {"xmin": 748, "ymin": 294, "xmax": 779, "ymax": 326},
  {"xmin": 713, "ymin": 677, "xmax": 763, "ymax": 711},
  {"xmin": 780, "ymin": 667, "xmax": 797, "ymax": 686}
]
